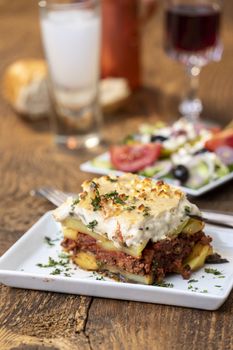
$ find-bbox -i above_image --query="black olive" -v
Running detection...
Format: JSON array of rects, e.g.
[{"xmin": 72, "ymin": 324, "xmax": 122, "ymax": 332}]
[
  {"xmin": 171, "ymin": 165, "xmax": 190, "ymax": 183},
  {"xmin": 194, "ymin": 148, "xmax": 209, "ymax": 155},
  {"xmin": 150, "ymin": 135, "xmax": 168, "ymax": 143}
]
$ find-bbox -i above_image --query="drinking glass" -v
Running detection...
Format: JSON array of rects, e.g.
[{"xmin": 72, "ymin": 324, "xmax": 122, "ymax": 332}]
[
  {"xmin": 39, "ymin": 0, "xmax": 102, "ymax": 150},
  {"xmin": 164, "ymin": 0, "xmax": 223, "ymax": 122}
]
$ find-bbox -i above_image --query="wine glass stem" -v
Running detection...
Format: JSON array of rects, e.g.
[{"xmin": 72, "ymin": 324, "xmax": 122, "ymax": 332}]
[
  {"xmin": 179, "ymin": 65, "xmax": 203, "ymax": 122},
  {"xmin": 188, "ymin": 66, "xmax": 200, "ymax": 99}
]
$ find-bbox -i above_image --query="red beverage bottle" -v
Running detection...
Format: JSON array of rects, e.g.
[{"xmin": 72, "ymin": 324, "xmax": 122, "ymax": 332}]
[{"xmin": 101, "ymin": 0, "xmax": 157, "ymax": 90}]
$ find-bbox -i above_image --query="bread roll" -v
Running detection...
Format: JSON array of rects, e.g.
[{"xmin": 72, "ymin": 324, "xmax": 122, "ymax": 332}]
[
  {"xmin": 3, "ymin": 59, "xmax": 50, "ymax": 119},
  {"xmin": 100, "ymin": 78, "xmax": 130, "ymax": 113}
]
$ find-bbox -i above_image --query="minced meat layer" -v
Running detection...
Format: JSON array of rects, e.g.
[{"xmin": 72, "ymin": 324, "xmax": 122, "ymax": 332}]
[{"xmin": 62, "ymin": 231, "xmax": 212, "ymax": 282}]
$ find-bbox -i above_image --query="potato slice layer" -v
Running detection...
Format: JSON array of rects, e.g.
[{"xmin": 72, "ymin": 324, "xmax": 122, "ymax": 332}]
[
  {"xmin": 73, "ymin": 251, "xmax": 99, "ymax": 271},
  {"xmin": 62, "ymin": 218, "xmax": 147, "ymax": 257},
  {"xmin": 184, "ymin": 243, "xmax": 213, "ymax": 271}
]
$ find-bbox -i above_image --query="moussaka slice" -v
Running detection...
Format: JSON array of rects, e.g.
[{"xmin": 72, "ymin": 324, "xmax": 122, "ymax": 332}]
[{"xmin": 53, "ymin": 174, "xmax": 213, "ymax": 284}]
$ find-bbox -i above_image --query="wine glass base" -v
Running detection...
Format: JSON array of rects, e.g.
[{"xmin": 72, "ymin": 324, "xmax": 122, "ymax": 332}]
[{"xmin": 179, "ymin": 98, "xmax": 203, "ymax": 122}]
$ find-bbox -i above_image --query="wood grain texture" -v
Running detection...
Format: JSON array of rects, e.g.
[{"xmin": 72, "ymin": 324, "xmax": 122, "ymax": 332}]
[
  {"xmin": 0, "ymin": 1, "xmax": 233, "ymax": 349},
  {"xmin": 85, "ymin": 296, "xmax": 233, "ymax": 350}
]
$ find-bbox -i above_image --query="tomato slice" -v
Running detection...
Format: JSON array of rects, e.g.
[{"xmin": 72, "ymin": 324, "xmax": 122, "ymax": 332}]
[
  {"xmin": 205, "ymin": 128, "xmax": 233, "ymax": 152},
  {"xmin": 110, "ymin": 143, "xmax": 162, "ymax": 172}
]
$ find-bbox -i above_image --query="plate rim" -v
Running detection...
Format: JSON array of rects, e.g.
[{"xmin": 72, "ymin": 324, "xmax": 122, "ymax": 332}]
[
  {"xmin": 0, "ymin": 211, "xmax": 233, "ymax": 310},
  {"xmin": 80, "ymin": 152, "xmax": 233, "ymax": 197}
]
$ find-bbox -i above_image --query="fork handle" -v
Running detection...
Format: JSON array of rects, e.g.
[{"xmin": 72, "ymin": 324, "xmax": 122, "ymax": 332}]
[{"xmin": 201, "ymin": 209, "xmax": 233, "ymax": 227}]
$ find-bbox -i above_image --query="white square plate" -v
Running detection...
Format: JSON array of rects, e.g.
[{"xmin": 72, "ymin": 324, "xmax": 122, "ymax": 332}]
[
  {"xmin": 0, "ymin": 211, "xmax": 233, "ymax": 310},
  {"xmin": 80, "ymin": 152, "xmax": 233, "ymax": 197}
]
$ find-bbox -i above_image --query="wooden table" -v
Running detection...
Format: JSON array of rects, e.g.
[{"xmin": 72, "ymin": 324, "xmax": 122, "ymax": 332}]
[{"xmin": 0, "ymin": 1, "xmax": 233, "ymax": 349}]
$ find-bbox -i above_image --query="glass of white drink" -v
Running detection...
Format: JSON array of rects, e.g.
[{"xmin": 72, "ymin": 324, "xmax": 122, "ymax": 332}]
[{"xmin": 39, "ymin": 0, "xmax": 102, "ymax": 149}]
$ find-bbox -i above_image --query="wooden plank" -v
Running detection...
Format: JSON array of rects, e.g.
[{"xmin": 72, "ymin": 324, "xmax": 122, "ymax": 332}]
[
  {"xmin": 0, "ymin": 286, "xmax": 92, "ymax": 349},
  {"xmin": 85, "ymin": 296, "xmax": 233, "ymax": 350},
  {"xmin": 0, "ymin": 327, "xmax": 89, "ymax": 350}
]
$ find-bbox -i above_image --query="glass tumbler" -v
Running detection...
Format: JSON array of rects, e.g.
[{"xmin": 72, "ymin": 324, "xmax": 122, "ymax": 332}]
[{"xmin": 39, "ymin": 0, "xmax": 102, "ymax": 149}]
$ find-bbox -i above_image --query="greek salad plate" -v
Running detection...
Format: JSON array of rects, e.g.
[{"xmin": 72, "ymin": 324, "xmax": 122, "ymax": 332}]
[{"xmin": 80, "ymin": 152, "xmax": 233, "ymax": 197}]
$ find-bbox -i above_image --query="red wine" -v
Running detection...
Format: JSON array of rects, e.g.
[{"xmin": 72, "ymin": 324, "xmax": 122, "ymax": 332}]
[{"xmin": 165, "ymin": 5, "xmax": 221, "ymax": 53}]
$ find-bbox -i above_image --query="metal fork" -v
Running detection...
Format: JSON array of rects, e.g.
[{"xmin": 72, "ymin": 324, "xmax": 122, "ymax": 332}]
[
  {"xmin": 31, "ymin": 187, "xmax": 233, "ymax": 229},
  {"xmin": 30, "ymin": 188, "xmax": 75, "ymax": 207}
]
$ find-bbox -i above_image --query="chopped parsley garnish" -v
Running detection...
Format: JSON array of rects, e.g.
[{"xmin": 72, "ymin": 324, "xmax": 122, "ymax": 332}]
[
  {"xmin": 104, "ymin": 190, "xmax": 118, "ymax": 199},
  {"xmin": 90, "ymin": 184, "xmax": 131, "ymax": 210},
  {"xmin": 188, "ymin": 285, "xmax": 199, "ymax": 292},
  {"xmin": 69, "ymin": 197, "xmax": 80, "ymax": 216},
  {"xmin": 37, "ymin": 253, "xmax": 73, "ymax": 277},
  {"xmin": 87, "ymin": 220, "xmax": 98, "ymax": 231},
  {"xmin": 126, "ymin": 205, "xmax": 136, "ymax": 211},
  {"xmin": 90, "ymin": 182, "xmax": 102, "ymax": 211},
  {"xmin": 64, "ymin": 272, "xmax": 71, "ymax": 277},
  {"xmin": 50, "ymin": 268, "xmax": 62, "ymax": 275},
  {"xmin": 200, "ymin": 289, "xmax": 208, "ymax": 294},
  {"xmin": 114, "ymin": 196, "xmax": 127, "ymax": 205},
  {"xmin": 184, "ymin": 206, "xmax": 191, "ymax": 214},
  {"xmin": 106, "ymin": 176, "xmax": 118, "ymax": 183},
  {"xmin": 72, "ymin": 198, "xmax": 80, "ymax": 205},
  {"xmin": 50, "ymin": 268, "xmax": 71, "ymax": 277},
  {"xmin": 58, "ymin": 252, "xmax": 70, "ymax": 260},
  {"xmin": 204, "ymin": 268, "xmax": 223, "ymax": 276},
  {"xmin": 143, "ymin": 206, "xmax": 150, "ymax": 217},
  {"xmin": 91, "ymin": 181, "xmax": 100, "ymax": 193},
  {"xmin": 44, "ymin": 236, "xmax": 59, "ymax": 247},
  {"xmin": 95, "ymin": 276, "xmax": 105, "ymax": 281},
  {"xmin": 188, "ymin": 279, "xmax": 198, "ymax": 284},
  {"xmin": 91, "ymin": 195, "xmax": 101, "ymax": 211},
  {"xmin": 90, "ymin": 271, "xmax": 105, "ymax": 281},
  {"xmin": 153, "ymin": 281, "xmax": 174, "ymax": 288},
  {"xmin": 104, "ymin": 191, "xmax": 128, "ymax": 205},
  {"xmin": 37, "ymin": 257, "xmax": 59, "ymax": 268},
  {"xmin": 37, "ymin": 256, "xmax": 69, "ymax": 268}
]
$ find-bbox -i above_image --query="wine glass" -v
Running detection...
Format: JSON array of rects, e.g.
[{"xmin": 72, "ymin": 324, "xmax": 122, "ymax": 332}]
[{"xmin": 164, "ymin": 0, "xmax": 223, "ymax": 122}]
